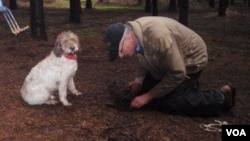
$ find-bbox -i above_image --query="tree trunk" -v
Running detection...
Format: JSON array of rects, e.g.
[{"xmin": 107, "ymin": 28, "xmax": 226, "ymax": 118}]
[
  {"xmin": 168, "ymin": 0, "xmax": 176, "ymax": 12},
  {"xmin": 208, "ymin": 0, "xmax": 215, "ymax": 8},
  {"xmin": 178, "ymin": 0, "xmax": 189, "ymax": 26},
  {"xmin": 152, "ymin": 0, "xmax": 158, "ymax": 16},
  {"xmin": 9, "ymin": 0, "xmax": 17, "ymax": 10},
  {"xmin": 30, "ymin": 0, "xmax": 47, "ymax": 40},
  {"xmin": 137, "ymin": 0, "xmax": 143, "ymax": 6},
  {"xmin": 218, "ymin": 0, "xmax": 229, "ymax": 17},
  {"xmin": 69, "ymin": 0, "xmax": 81, "ymax": 23},
  {"xmin": 86, "ymin": 0, "xmax": 92, "ymax": 9},
  {"xmin": 230, "ymin": 0, "xmax": 234, "ymax": 5},
  {"xmin": 145, "ymin": 0, "xmax": 151, "ymax": 13}
]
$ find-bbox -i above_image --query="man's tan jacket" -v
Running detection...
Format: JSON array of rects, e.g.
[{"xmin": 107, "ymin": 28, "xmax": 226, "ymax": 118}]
[{"xmin": 127, "ymin": 16, "xmax": 208, "ymax": 98}]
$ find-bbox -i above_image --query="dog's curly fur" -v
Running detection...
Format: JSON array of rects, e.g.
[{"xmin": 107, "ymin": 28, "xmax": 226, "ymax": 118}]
[{"xmin": 21, "ymin": 31, "xmax": 81, "ymax": 106}]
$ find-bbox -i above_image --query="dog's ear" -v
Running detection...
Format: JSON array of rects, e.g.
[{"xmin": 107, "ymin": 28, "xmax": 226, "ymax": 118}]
[{"xmin": 53, "ymin": 41, "xmax": 63, "ymax": 57}]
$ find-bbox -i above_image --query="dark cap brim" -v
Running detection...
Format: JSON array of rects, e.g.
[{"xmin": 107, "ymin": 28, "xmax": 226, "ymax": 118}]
[
  {"xmin": 108, "ymin": 43, "xmax": 119, "ymax": 61},
  {"xmin": 104, "ymin": 23, "xmax": 125, "ymax": 61}
]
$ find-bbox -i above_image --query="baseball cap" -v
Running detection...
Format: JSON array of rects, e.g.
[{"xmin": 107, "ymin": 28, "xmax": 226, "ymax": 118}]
[{"xmin": 104, "ymin": 23, "xmax": 125, "ymax": 61}]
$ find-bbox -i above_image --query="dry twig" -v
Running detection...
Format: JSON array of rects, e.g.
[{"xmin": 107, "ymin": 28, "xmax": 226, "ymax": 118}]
[{"xmin": 105, "ymin": 113, "xmax": 143, "ymax": 141}]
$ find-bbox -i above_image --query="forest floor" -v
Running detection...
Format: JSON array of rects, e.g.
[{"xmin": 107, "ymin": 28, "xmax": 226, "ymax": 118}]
[{"xmin": 0, "ymin": 1, "xmax": 249, "ymax": 141}]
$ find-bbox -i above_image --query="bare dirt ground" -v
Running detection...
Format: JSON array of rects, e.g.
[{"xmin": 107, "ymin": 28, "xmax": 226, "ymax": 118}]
[{"xmin": 0, "ymin": 2, "xmax": 249, "ymax": 141}]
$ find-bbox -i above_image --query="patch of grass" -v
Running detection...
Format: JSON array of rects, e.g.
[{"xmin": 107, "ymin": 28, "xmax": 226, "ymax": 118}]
[
  {"xmin": 95, "ymin": 6, "xmax": 142, "ymax": 11},
  {"xmin": 44, "ymin": 1, "xmax": 143, "ymax": 11},
  {"xmin": 73, "ymin": 28, "xmax": 97, "ymax": 37}
]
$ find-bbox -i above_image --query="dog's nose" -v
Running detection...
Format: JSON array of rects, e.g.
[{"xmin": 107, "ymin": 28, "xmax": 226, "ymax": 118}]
[{"xmin": 70, "ymin": 47, "xmax": 75, "ymax": 51}]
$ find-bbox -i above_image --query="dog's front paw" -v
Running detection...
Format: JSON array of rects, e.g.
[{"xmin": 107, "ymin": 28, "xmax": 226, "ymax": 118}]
[
  {"xmin": 73, "ymin": 91, "xmax": 82, "ymax": 96},
  {"xmin": 45, "ymin": 99, "xmax": 59, "ymax": 105},
  {"xmin": 63, "ymin": 101, "xmax": 72, "ymax": 106}
]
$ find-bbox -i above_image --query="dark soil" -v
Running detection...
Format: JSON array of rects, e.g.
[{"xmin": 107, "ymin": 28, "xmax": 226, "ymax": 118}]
[{"xmin": 0, "ymin": 3, "xmax": 249, "ymax": 141}]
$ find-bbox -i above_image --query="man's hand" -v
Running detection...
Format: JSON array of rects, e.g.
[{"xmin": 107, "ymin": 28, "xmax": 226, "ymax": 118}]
[{"xmin": 130, "ymin": 92, "xmax": 154, "ymax": 109}]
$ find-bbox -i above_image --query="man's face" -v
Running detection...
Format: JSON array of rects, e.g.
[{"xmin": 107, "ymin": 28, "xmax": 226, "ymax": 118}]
[{"xmin": 118, "ymin": 34, "xmax": 136, "ymax": 59}]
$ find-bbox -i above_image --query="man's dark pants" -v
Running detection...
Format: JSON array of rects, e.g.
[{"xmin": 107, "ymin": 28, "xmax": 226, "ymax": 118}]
[{"xmin": 139, "ymin": 72, "xmax": 224, "ymax": 116}]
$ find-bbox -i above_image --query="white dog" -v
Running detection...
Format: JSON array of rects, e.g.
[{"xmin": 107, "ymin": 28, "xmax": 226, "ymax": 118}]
[{"xmin": 21, "ymin": 31, "xmax": 82, "ymax": 106}]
